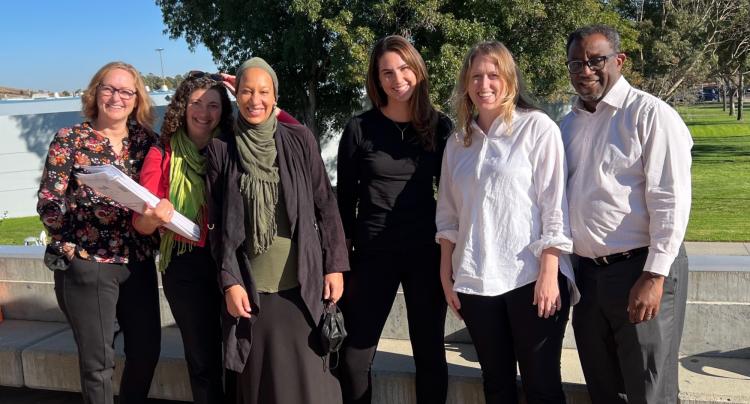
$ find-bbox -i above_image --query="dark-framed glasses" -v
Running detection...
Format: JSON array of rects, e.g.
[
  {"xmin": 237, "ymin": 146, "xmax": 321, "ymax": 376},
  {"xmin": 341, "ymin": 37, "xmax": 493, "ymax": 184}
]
[
  {"xmin": 188, "ymin": 70, "xmax": 223, "ymax": 81},
  {"xmin": 566, "ymin": 53, "xmax": 617, "ymax": 74},
  {"xmin": 97, "ymin": 84, "xmax": 136, "ymax": 100}
]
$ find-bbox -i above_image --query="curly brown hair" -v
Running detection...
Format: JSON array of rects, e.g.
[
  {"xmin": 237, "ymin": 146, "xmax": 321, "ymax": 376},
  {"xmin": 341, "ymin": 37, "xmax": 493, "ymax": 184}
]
[{"xmin": 160, "ymin": 75, "xmax": 234, "ymax": 146}]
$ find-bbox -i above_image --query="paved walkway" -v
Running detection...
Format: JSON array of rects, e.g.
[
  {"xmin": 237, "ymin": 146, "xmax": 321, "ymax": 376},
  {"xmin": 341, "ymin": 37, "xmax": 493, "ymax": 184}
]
[
  {"xmin": 0, "ymin": 387, "xmax": 181, "ymax": 404},
  {"xmin": 685, "ymin": 241, "xmax": 750, "ymax": 256}
]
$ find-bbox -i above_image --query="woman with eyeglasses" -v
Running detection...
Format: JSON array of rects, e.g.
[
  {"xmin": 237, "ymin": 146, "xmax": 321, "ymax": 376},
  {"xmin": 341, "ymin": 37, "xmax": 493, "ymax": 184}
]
[
  {"xmin": 436, "ymin": 41, "xmax": 579, "ymax": 404},
  {"xmin": 37, "ymin": 61, "xmax": 161, "ymax": 404},
  {"xmin": 336, "ymin": 35, "xmax": 452, "ymax": 404},
  {"xmin": 206, "ymin": 57, "xmax": 349, "ymax": 404},
  {"xmin": 133, "ymin": 71, "xmax": 234, "ymax": 403}
]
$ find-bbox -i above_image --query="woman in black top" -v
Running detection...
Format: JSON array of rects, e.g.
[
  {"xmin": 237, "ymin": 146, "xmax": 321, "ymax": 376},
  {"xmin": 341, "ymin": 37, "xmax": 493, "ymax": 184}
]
[{"xmin": 337, "ymin": 35, "xmax": 452, "ymax": 404}]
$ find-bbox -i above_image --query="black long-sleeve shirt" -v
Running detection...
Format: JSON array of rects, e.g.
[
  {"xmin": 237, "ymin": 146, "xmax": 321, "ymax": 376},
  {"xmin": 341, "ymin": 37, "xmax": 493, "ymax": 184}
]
[{"xmin": 337, "ymin": 108, "xmax": 453, "ymax": 251}]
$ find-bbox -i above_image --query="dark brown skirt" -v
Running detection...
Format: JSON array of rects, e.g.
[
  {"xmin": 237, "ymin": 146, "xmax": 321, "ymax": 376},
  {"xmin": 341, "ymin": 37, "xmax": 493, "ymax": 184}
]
[{"xmin": 236, "ymin": 287, "xmax": 342, "ymax": 404}]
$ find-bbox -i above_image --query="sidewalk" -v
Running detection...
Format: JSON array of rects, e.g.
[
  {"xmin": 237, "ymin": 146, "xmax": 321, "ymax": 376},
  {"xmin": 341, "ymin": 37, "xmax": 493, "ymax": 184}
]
[{"xmin": 685, "ymin": 241, "xmax": 750, "ymax": 256}]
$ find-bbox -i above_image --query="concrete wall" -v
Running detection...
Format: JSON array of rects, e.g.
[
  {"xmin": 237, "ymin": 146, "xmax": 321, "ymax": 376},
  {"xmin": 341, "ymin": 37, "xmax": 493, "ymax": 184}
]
[{"xmin": 0, "ymin": 95, "xmax": 172, "ymax": 218}]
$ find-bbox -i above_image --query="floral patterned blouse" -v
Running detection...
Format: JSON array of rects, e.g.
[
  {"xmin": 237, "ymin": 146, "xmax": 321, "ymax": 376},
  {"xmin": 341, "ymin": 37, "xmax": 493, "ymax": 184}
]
[{"xmin": 37, "ymin": 121, "xmax": 159, "ymax": 263}]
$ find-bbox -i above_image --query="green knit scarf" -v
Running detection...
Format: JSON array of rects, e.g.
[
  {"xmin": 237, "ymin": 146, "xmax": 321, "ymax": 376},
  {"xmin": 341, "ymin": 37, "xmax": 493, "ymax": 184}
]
[
  {"xmin": 158, "ymin": 128, "xmax": 212, "ymax": 272},
  {"xmin": 235, "ymin": 110, "xmax": 279, "ymax": 255}
]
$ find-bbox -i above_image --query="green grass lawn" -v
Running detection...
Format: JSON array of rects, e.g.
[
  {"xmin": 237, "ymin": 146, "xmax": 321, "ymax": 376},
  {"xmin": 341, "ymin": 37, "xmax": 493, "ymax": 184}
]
[
  {"xmin": 0, "ymin": 216, "xmax": 45, "ymax": 245},
  {"xmin": 676, "ymin": 103, "xmax": 750, "ymax": 241}
]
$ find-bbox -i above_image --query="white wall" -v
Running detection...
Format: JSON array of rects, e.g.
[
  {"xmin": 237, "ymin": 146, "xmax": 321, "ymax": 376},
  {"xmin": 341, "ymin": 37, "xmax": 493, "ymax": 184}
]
[{"xmin": 0, "ymin": 95, "xmax": 172, "ymax": 218}]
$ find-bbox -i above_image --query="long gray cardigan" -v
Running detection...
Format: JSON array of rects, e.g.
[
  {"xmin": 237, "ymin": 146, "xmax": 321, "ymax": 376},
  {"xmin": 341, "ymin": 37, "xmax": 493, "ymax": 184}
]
[{"xmin": 206, "ymin": 122, "xmax": 349, "ymax": 372}]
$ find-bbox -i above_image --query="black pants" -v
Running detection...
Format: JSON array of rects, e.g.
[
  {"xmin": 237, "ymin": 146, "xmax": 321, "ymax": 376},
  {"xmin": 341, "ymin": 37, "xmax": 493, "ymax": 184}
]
[
  {"xmin": 339, "ymin": 246, "xmax": 448, "ymax": 404},
  {"xmin": 54, "ymin": 258, "xmax": 161, "ymax": 404},
  {"xmin": 458, "ymin": 276, "xmax": 570, "ymax": 404},
  {"xmin": 162, "ymin": 246, "xmax": 224, "ymax": 404},
  {"xmin": 572, "ymin": 246, "xmax": 688, "ymax": 404}
]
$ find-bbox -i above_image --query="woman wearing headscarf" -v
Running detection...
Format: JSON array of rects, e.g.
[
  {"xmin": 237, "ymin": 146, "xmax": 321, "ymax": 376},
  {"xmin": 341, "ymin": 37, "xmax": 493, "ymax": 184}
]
[
  {"xmin": 133, "ymin": 72, "xmax": 234, "ymax": 403},
  {"xmin": 205, "ymin": 57, "xmax": 349, "ymax": 404},
  {"xmin": 37, "ymin": 61, "xmax": 160, "ymax": 404}
]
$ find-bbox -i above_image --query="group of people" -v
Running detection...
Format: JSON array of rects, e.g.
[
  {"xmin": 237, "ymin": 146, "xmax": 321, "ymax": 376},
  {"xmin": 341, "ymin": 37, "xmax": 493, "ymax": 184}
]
[{"xmin": 37, "ymin": 23, "xmax": 691, "ymax": 404}]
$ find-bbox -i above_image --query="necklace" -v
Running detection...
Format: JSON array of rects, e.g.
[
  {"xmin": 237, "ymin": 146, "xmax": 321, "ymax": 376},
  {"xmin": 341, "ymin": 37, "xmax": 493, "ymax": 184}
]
[{"xmin": 392, "ymin": 121, "xmax": 410, "ymax": 141}]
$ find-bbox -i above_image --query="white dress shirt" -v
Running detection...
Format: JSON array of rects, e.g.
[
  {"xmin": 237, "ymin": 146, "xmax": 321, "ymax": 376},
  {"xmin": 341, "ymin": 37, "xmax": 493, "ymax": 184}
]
[
  {"xmin": 436, "ymin": 108, "xmax": 578, "ymax": 303},
  {"xmin": 560, "ymin": 77, "xmax": 693, "ymax": 276}
]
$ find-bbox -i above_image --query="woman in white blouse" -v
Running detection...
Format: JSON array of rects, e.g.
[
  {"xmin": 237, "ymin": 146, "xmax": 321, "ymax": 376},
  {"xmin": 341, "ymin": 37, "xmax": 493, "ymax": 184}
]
[{"xmin": 436, "ymin": 41, "xmax": 579, "ymax": 404}]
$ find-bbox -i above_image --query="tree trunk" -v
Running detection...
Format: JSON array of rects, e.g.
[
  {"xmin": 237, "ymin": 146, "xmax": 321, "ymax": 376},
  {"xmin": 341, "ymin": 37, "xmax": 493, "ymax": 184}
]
[
  {"xmin": 738, "ymin": 68, "xmax": 744, "ymax": 121},
  {"xmin": 729, "ymin": 89, "xmax": 735, "ymax": 116},
  {"xmin": 722, "ymin": 84, "xmax": 727, "ymax": 111},
  {"xmin": 302, "ymin": 78, "xmax": 319, "ymax": 141}
]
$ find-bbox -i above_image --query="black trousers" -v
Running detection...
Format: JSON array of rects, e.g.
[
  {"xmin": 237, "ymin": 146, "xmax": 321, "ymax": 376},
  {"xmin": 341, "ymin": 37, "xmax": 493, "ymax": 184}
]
[
  {"xmin": 339, "ymin": 246, "xmax": 448, "ymax": 404},
  {"xmin": 458, "ymin": 276, "xmax": 570, "ymax": 404},
  {"xmin": 572, "ymin": 245, "xmax": 688, "ymax": 404},
  {"xmin": 162, "ymin": 246, "xmax": 224, "ymax": 404},
  {"xmin": 54, "ymin": 258, "xmax": 161, "ymax": 404}
]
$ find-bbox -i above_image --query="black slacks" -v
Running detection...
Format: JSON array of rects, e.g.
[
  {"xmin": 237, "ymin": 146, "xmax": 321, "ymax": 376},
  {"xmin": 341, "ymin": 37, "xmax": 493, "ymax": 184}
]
[
  {"xmin": 572, "ymin": 245, "xmax": 688, "ymax": 404},
  {"xmin": 339, "ymin": 246, "xmax": 448, "ymax": 404},
  {"xmin": 161, "ymin": 246, "xmax": 224, "ymax": 404},
  {"xmin": 54, "ymin": 258, "xmax": 161, "ymax": 404},
  {"xmin": 458, "ymin": 276, "xmax": 570, "ymax": 404}
]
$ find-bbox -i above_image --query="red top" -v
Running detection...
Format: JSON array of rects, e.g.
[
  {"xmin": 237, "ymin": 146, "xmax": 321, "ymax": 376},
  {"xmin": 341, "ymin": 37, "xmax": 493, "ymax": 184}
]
[{"xmin": 138, "ymin": 143, "xmax": 209, "ymax": 247}]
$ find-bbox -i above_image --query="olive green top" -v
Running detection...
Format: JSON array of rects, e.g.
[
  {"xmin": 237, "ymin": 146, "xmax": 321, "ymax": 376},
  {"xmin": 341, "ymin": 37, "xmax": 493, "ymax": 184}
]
[{"xmin": 244, "ymin": 183, "xmax": 299, "ymax": 293}]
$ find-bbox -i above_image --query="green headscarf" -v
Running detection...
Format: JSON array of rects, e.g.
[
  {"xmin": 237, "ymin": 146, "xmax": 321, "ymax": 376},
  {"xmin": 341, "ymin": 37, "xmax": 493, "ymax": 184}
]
[{"xmin": 158, "ymin": 128, "xmax": 213, "ymax": 272}]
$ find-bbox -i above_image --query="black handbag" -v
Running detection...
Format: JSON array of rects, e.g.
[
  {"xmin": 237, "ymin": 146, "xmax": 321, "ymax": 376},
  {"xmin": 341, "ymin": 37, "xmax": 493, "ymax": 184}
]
[{"xmin": 320, "ymin": 301, "xmax": 347, "ymax": 354}]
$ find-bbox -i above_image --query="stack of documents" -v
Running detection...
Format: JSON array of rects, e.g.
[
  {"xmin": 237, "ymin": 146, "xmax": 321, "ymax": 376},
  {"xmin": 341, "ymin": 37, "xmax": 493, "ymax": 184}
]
[{"xmin": 77, "ymin": 165, "xmax": 201, "ymax": 241}]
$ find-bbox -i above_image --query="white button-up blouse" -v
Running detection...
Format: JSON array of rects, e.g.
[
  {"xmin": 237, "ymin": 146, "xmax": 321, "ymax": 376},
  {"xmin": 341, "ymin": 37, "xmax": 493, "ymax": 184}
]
[{"xmin": 436, "ymin": 108, "xmax": 579, "ymax": 303}]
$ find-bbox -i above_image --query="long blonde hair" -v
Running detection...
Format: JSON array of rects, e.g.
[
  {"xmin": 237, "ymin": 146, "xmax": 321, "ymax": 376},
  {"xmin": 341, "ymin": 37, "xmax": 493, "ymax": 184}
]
[
  {"xmin": 81, "ymin": 61, "xmax": 155, "ymax": 132},
  {"xmin": 453, "ymin": 41, "xmax": 537, "ymax": 147}
]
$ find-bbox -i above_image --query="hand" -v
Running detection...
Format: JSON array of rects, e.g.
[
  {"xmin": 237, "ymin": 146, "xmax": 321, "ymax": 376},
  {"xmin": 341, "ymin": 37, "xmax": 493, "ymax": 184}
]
[
  {"xmin": 225, "ymin": 285, "xmax": 252, "ymax": 318},
  {"xmin": 440, "ymin": 268, "xmax": 462, "ymax": 321},
  {"xmin": 439, "ymin": 238, "xmax": 462, "ymax": 320},
  {"xmin": 220, "ymin": 73, "xmax": 236, "ymax": 95},
  {"xmin": 61, "ymin": 243, "xmax": 76, "ymax": 260},
  {"xmin": 628, "ymin": 272, "xmax": 665, "ymax": 323},
  {"xmin": 323, "ymin": 272, "xmax": 344, "ymax": 303},
  {"xmin": 142, "ymin": 199, "xmax": 174, "ymax": 227},
  {"xmin": 533, "ymin": 273, "xmax": 561, "ymax": 318},
  {"xmin": 534, "ymin": 248, "xmax": 561, "ymax": 318}
]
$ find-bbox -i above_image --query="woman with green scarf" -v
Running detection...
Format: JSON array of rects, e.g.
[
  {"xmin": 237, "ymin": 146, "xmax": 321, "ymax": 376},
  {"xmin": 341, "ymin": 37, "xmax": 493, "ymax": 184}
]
[
  {"xmin": 205, "ymin": 57, "xmax": 349, "ymax": 404},
  {"xmin": 134, "ymin": 73, "xmax": 234, "ymax": 404}
]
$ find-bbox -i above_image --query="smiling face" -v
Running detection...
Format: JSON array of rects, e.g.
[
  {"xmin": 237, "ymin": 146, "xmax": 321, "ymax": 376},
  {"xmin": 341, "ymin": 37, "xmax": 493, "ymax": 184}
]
[
  {"xmin": 567, "ymin": 33, "xmax": 625, "ymax": 111},
  {"xmin": 377, "ymin": 51, "xmax": 417, "ymax": 105},
  {"xmin": 467, "ymin": 54, "xmax": 506, "ymax": 122},
  {"xmin": 236, "ymin": 67, "xmax": 276, "ymax": 125},
  {"xmin": 96, "ymin": 68, "xmax": 137, "ymax": 125},
  {"xmin": 185, "ymin": 88, "xmax": 222, "ymax": 144}
]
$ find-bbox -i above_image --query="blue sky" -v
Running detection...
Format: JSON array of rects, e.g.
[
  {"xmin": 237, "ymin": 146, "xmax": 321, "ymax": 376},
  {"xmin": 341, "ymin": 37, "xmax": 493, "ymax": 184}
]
[{"xmin": 0, "ymin": 1, "xmax": 217, "ymax": 92}]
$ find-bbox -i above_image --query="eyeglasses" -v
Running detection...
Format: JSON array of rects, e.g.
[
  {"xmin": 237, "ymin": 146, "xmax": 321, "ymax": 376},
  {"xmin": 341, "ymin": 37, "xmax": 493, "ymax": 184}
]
[
  {"xmin": 187, "ymin": 70, "xmax": 223, "ymax": 81},
  {"xmin": 566, "ymin": 54, "xmax": 617, "ymax": 74},
  {"xmin": 97, "ymin": 84, "xmax": 136, "ymax": 100}
]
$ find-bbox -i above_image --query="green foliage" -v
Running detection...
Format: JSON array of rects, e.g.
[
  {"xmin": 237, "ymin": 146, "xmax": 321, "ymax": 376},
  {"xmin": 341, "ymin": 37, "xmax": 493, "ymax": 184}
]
[
  {"xmin": 157, "ymin": 0, "xmax": 627, "ymax": 137},
  {"xmin": 141, "ymin": 73, "xmax": 184, "ymax": 90}
]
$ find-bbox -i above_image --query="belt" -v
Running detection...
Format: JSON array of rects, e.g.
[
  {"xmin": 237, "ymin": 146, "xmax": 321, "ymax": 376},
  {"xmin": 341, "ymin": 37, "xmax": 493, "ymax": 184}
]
[{"xmin": 585, "ymin": 246, "xmax": 649, "ymax": 266}]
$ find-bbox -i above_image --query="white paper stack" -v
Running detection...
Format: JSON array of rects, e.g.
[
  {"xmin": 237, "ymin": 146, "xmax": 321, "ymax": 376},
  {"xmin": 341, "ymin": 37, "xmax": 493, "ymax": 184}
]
[{"xmin": 77, "ymin": 165, "xmax": 201, "ymax": 241}]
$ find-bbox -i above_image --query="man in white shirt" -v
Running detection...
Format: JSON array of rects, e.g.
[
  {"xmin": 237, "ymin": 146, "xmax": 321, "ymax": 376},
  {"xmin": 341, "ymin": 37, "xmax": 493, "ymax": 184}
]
[{"xmin": 560, "ymin": 25, "xmax": 692, "ymax": 404}]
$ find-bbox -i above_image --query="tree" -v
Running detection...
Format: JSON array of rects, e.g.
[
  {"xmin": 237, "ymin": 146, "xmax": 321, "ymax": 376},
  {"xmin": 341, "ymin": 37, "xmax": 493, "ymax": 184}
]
[
  {"xmin": 158, "ymin": 0, "xmax": 625, "ymax": 139},
  {"xmin": 613, "ymin": 0, "xmax": 742, "ymax": 101}
]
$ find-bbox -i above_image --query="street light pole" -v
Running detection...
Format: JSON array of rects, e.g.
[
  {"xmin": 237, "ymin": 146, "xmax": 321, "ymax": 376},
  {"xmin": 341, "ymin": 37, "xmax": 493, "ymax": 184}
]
[{"xmin": 155, "ymin": 48, "xmax": 166, "ymax": 90}]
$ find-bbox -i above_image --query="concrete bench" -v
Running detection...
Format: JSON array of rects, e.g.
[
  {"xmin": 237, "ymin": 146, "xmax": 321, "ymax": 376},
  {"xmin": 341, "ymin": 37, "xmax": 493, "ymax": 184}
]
[{"xmin": 2, "ymin": 245, "xmax": 750, "ymax": 403}]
